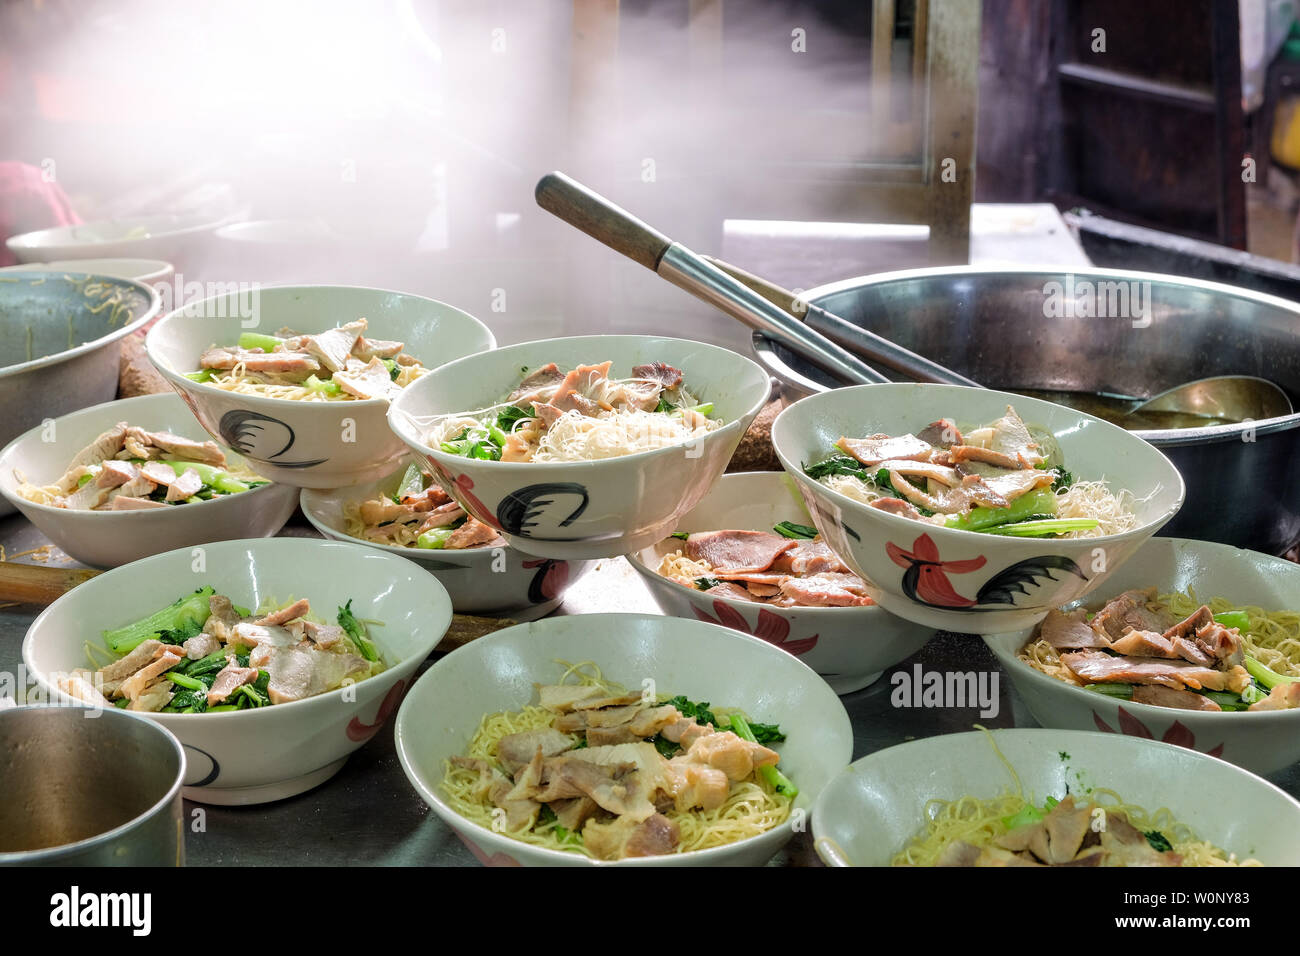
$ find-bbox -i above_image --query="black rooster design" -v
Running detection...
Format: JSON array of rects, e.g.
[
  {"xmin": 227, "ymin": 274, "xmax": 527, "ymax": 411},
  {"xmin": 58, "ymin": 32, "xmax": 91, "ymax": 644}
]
[
  {"xmin": 218, "ymin": 410, "xmax": 327, "ymax": 469},
  {"xmin": 496, "ymin": 482, "xmax": 589, "ymax": 538},
  {"xmin": 886, "ymin": 532, "xmax": 1087, "ymax": 611}
]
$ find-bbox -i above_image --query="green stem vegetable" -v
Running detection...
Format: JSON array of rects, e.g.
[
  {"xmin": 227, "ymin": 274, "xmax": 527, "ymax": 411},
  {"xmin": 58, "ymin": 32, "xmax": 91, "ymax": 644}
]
[
  {"xmin": 1084, "ymin": 683, "xmax": 1134, "ymax": 699},
  {"xmin": 944, "ymin": 487, "xmax": 1059, "ymax": 533},
  {"xmin": 103, "ymin": 586, "xmax": 215, "ymax": 655},
  {"xmin": 984, "ymin": 517, "xmax": 1100, "ymax": 537},
  {"xmin": 337, "ymin": 600, "xmax": 378, "ymax": 662},
  {"xmin": 1245, "ymin": 655, "xmax": 1297, "ymax": 691},
  {"xmin": 728, "ymin": 713, "xmax": 798, "ymax": 798},
  {"xmin": 158, "ymin": 461, "xmax": 249, "ymax": 495},
  {"xmin": 417, "ymin": 527, "xmax": 455, "ymax": 550},
  {"xmin": 237, "ymin": 332, "xmax": 285, "ymax": 352}
]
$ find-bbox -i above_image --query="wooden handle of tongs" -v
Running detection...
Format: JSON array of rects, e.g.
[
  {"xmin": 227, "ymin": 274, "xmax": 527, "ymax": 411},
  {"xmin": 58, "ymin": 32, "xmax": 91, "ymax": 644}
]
[{"xmin": 0, "ymin": 563, "xmax": 103, "ymax": 606}]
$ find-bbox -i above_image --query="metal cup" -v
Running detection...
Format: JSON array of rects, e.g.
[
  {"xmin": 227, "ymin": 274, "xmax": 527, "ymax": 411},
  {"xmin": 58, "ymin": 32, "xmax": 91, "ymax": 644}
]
[{"xmin": 0, "ymin": 705, "xmax": 186, "ymax": 866}]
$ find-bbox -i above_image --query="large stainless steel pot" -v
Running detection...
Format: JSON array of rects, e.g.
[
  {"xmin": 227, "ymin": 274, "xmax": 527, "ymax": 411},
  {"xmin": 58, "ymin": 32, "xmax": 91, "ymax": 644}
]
[
  {"xmin": 752, "ymin": 266, "xmax": 1300, "ymax": 555},
  {"xmin": 0, "ymin": 705, "xmax": 185, "ymax": 866}
]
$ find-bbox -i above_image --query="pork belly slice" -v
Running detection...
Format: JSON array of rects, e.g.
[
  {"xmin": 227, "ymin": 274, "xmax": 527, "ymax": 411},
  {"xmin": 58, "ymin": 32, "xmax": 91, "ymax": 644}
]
[
  {"xmin": 506, "ymin": 362, "xmax": 565, "ymax": 406},
  {"xmin": 1061, "ymin": 650, "xmax": 1251, "ymax": 693},
  {"xmin": 1091, "ymin": 589, "xmax": 1175, "ymax": 641},
  {"xmin": 536, "ymin": 684, "xmax": 604, "ymax": 713},
  {"xmin": 253, "ymin": 597, "xmax": 310, "ymax": 627},
  {"xmin": 1108, "ymin": 629, "xmax": 1216, "ymax": 668},
  {"xmin": 118, "ymin": 651, "xmax": 183, "ymax": 701},
  {"xmin": 1038, "ymin": 608, "xmax": 1112, "ymax": 650},
  {"xmin": 989, "ymin": 405, "xmax": 1047, "ymax": 467},
  {"xmin": 286, "ymin": 619, "xmax": 349, "ymax": 651},
  {"xmin": 140, "ymin": 430, "xmax": 227, "ymax": 466},
  {"xmin": 496, "ymin": 728, "xmax": 575, "ymax": 775},
  {"xmin": 301, "ymin": 319, "xmax": 367, "ymax": 373},
  {"xmin": 836, "ymin": 433, "xmax": 933, "ymax": 467},
  {"xmin": 684, "ymin": 529, "xmax": 798, "ymax": 574},
  {"xmin": 583, "ymin": 813, "xmax": 680, "ymax": 861},
  {"xmin": 164, "ymin": 468, "xmax": 204, "ymax": 502},
  {"xmin": 256, "ymin": 645, "xmax": 370, "ymax": 705},
  {"xmin": 446, "ymin": 517, "xmax": 501, "ymax": 549},
  {"xmin": 703, "ymin": 581, "xmax": 761, "ymax": 603},
  {"xmin": 333, "ymin": 357, "xmax": 400, "ymax": 401},
  {"xmin": 916, "ymin": 419, "xmax": 963, "ymax": 449},
  {"xmin": 62, "ymin": 424, "xmax": 128, "ymax": 476},
  {"xmin": 630, "ymin": 361, "xmax": 683, "ymax": 390},
  {"xmin": 352, "ymin": 335, "xmax": 404, "ymax": 361},
  {"xmin": 206, "ymin": 658, "xmax": 261, "ymax": 706}
]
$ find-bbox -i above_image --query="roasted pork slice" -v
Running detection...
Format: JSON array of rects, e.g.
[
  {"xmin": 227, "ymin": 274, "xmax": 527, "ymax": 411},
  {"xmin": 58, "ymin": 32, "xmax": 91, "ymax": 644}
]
[
  {"xmin": 1039, "ymin": 608, "xmax": 1112, "ymax": 650},
  {"xmin": 684, "ymin": 529, "xmax": 797, "ymax": 574},
  {"xmin": 536, "ymin": 684, "xmax": 604, "ymax": 713},
  {"xmin": 253, "ymin": 598, "xmax": 310, "ymax": 627},
  {"xmin": 62, "ymin": 481, "xmax": 114, "ymax": 511},
  {"xmin": 352, "ymin": 335, "xmax": 404, "ymax": 361},
  {"xmin": 1162, "ymin": 605, "xmax": 1214, "ymax": 642},
  {"xmin": 128, "ymin": 680, "xmax": 175, "ymax": 713},
  {"xmin": 200, "ymin": 346, "xmax": 321, "ymax": 379},
  {"xmin": 99, "ymin": 639, "xmax": 172, "ymax": 684},
  {"xmin": 989, "ymin": 405, "xmax": 1046, "ymax": 467},
  {"xmin": 1131, "ymin": 685, "xmax": 1222, "ymax": 711},
  {"xmin": 977, "ymin": 468, "xmax": 1056, "ymax": 502},
  {"xmin": 703, "ymin": 582, "xmax": 760, "ymax": 603},
  {"xmin": 836, "ymin": 433, "xmax": 933, "ymax": 467},
  {"xmin": 496, "ymin": 728, "xmax": 576, "ymax": 775},
  {"xmin": 631, "ymin": 361, "xmax": 684, "ymax": 390},
  {"xmin": 1061, "ymin": 650, "xmax": 1251, "ymax": 693},
  {"xmin": 183, "ymin": 632, "xmax": 223, "ymax": 660},
  {"xmin": 571, "ymin": 691, "xmax": 645, "ymax": 711},
  {"xmin": 446, "ymin": 517, "xmax": 502, "ymax": 549},
  {"xmin": 164, "ymin": 468, "xmax": 204, "ymax": 502},
  {"xmin": 230, "ymin": 622, "xmax": 297, "ymax": 651},
  {"xmin": 778, "ymin": 572, "xmax": 872, "ymax": 607},
  {"xmin": 334, "ymin": 357, "xmax": 400, "ymax": 401},
  {"xmin": 1091, "ymin": 589, "xmax": 1174, "ymax": 641},
  {"xmin": 551, "ymin": 796, "xmax": 600, "ymax": 831},
  {"xmin": 947, "ymin": 445, "xmax": 1024, "ymax": 471},
  {"xmin": 583, "ymin": 812, "xmax": 680, "ymax": 860},
  {"xmin": 203, "ymin": 595, "xmax": 243, "ymax": 643},
  {"xmin": 206, "ymin": 658, "xmax": 261, "ymax": 706},
  {"xmin": 489, "ymin": 766, "xmax": 541, "ymax": 831},
  {"xmin": 775, "ymin": 539, "xmax": 850, "ymax": 576},
  {"xmin": 507, "ymin": 363, "xmax": 565, "ymax": 406},
  {"xmin": 301, "ymin": 319, "xmax": 367, "ymax": 373},
  {"xmin": 56, "ymin": 669, "xmax": 112, "ymax": 707},
  {"xmin": 258, "ymin": 645, "xmax": 369, "ymax": 705},
  {"xmin": 870, "ymin": 497, "xmax": 925, "ymax": 519},
  {"xmin": 878, "ymin": 459, "xmax": 961, "ymax": 487},
  {"xmin": 118, "ymin": 651, "xmax": 183, "ymax": 701},
  {"xmin": 286, "ymin": 619, "xmax": 348, "ymax": 650},
  {"xmin": 109, "ymin": 496, "xmax": 167, "ymax": 511},
  {"xmin": 140, "ymin": 430, "xmax": 227, "ymax": 466},
  {"xmin": 916, "ymin": 419, "xmax": 963, "ymax": 449},
  {"xmin": 995, "ymin": 796, "xmax": 1090, "ymax": 864},
  {"xmin": 532, "ymin": 759, "xmax": 643, "ymax": 816},
  {"xmin": 96, "ymin": 460, "xmax": 137, "ymax": 488},
  {"xmin": 64, "ymin": 424, "xmax": 128, "ymax": 473},
  {"xmin": 1099, "ymin": 813, "xmax": 1181, "ymax": 866}
]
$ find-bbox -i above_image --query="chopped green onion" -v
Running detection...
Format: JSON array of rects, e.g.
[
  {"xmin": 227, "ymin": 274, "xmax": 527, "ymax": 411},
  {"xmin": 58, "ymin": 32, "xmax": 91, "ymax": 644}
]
[{"xmin": 773, "ymin": 521, "xmax": 819, "ymax": 539}]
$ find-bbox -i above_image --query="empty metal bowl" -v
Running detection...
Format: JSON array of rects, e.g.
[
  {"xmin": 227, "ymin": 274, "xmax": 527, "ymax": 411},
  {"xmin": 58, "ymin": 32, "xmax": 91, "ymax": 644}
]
[
  {"xmin": 0, "ymin": 271, "xmax": 160, "ymax": 515},
  {"xmin": 0, "ymin": 705, "xmax": 185, "ymax": 866},
  {"xmin": 753, "ymin": 266, "xmax": 1300, "ymax": 554}
]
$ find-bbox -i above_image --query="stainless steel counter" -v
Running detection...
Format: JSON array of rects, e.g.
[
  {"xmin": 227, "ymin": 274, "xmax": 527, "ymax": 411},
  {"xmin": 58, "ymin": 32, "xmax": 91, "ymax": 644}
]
[{"xmin": 5, "ymin": 512, "xmax": 1298, "ymax": 866}]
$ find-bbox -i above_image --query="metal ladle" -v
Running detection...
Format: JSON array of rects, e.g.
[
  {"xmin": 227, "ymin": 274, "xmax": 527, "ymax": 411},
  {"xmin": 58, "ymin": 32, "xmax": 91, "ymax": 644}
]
[{"xmin": 1122, "ymin": 375, "xmax": 1293, "ymax": 426}]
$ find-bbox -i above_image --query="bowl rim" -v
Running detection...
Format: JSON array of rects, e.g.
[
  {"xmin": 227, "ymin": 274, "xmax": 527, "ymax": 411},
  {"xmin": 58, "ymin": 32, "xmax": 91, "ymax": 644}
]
[
  {"xmin": 809, "ymin": 726, "xmax": 1300, "ymax": 864},
  {"xmin": 752, "ymin": 263, "xmax": 1300, "ymax": 445},
  {"xmin": 387, "ymin": 333, "xmax": 772, "ymax": 472},
  {"xmin": 4, "ymin": 213, "xmax": 232, "ymax": 253},
  {"xmin": 0, "ymin": 704, "xmax": 186, "ymax": 864},
  {"xmin": 143, "ymin": 283, "xmax": 498, "ymax": 410},
  {"xmin": 393, "ymin": 611, "xmax": 851, "ymax": 865},
  {"xmin": 0, "ymin": 257, "xmax": 175, "ymax": 282},
  {"xmin": 22, "ymin": 537, "xmax": 452, "ymax": 722},
  {"xmin": 772, "ymin": 381, "xmax": 1187, "ymax": 545},
  {"xmin": 626, "ymin": 470, "xmax": 894, "ymax": 620},
  {"xmin": 984, "ymin": 535, "xmax": 1300, "ymax": 722},
  {"xmin": 0, "ymin": 392, "xmax": 293, "ymax": 519},
  {"xmin": 0, "ymin": 271, "xmax": 161, "ymax": 380}
]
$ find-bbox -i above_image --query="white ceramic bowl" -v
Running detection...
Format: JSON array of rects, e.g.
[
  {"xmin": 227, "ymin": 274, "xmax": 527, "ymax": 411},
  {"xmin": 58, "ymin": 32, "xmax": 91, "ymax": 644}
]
[
  {"xmin": 772, "ymin": 383, "xmax": 1185, "ymax": 635},
  {"xmin": 5, "ymin": 214, "xmax": 226, "ymax": 263},
  {"xmin": 628, "ymin": 471, "xmax": 934, "ymax": 694},
  {"xmin": 0, "ymin": 393, "xmax": 299, "ymax": 568},
  {"xmin": 387, "ymin": 335, "xmax": 771, "ymax": 560},
  {"xmin": 395, "ymin": 612, "xmax": 853, "ymax": 866},
  {"xmin": 985, "ymin": 536, "xmax": 1300, "ymax": 776},
  {"xmin": 146, "ymin": 285, "xmax": 496, "ymax": 487},
  {"xmin": 300, "ymin": 461, "xmax": 596, "ymax": 619},
  {"xmin": 811, "ymin": 728, "xmax": 1300, "ymax": 866},
  {"xmin": 24, "ymin": 537, "xmax": 452, "ymax": 805},
  {"xmin": 0, "ymin": 257, "xmax": 175, "ymax": 286}
]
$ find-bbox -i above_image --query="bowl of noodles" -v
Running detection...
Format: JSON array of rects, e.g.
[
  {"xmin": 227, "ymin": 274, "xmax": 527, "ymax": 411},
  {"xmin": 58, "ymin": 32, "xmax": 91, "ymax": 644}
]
[
  {"xmin": 300, "ymin": 460, "xmax": 596, "ymax": 619},
  {"xmin": 394, "ymin": 612, "xmax": 853, "ymax": 866},
  {"xmin": 771, "ymin": 383, "xmax": 1184, "ymax": 635},
  {"xmin": 984, "ymin": 536, "xmax": 1300, "ymax": 776},
  {"xmin": 627, "ymin": 471, "xmax": 935, "ymax": 694},
  {"xmin": 145, "ymin": 285, "xmax": 496, "ymax": 488},
  {"xmin": 386, "ymin": 335, "xmax": 772, "ymax": 560},
  {"xmin": 812, "ymin": 728, "xmax": 1300, "ymax": 866},
  {"xmin": 0, "ymin": 393, "xmax": 298, "ymax": 567}
]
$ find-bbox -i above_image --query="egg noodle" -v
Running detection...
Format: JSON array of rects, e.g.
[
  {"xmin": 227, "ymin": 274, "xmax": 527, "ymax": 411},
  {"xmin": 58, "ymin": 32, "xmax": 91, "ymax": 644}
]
[
  {"xmin": 1020, "ymin": 588, "xmax": 1300, "ymax": 681},
  {"xmin": 656, "ymin": 550, "xmax": 716, "ymax": 585},
  {"xmin": 203, "ymin": 360, "xmax": 428, "ymax": 402},
  {"xmin": 342, "ymin": 500, "xmax": 422, "ymax": 548},
  {"xmin": 440, "ymin": 660, "xmax": 792, "ymax": 858},
  {"xmin": 892, "ymin": 729, "xmax": 1260, "ymax": 867}
]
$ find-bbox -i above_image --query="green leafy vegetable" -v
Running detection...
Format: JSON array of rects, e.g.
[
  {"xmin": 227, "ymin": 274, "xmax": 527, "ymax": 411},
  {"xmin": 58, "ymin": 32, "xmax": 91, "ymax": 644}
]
[
  {"xmin": 663, "ymin": 695, "xmax": 718, "ymax": 729},
  {"xmin": 772, "ymin": 521, "xmax": 819, "ymax": 539},
  {"xmin": 693, "ymin": 577, "xmax": 722, "ymax": 591},
  {"xmin": 1051, "ymin": 468, "xmax": 1074, "ymax": 492},
  {"xmin": 803, "ymin": 455, "xmax": 871, "ymax": 481},
  {"xmin": 103, "ymin": 587, "xmax": 215, "ymax": 655},
  {"xmin": 1002, "ymin": 804, "xmax": 1045, "ymax": 830},
  {"xmin": 728, "ymin": 713, "xmax": 797, "ymax": 798},
  {"xmin": 1144, "ymin": 830, "xmax": 1173, "ymax": 852},
  {"xmin": 670, "ymin": 531, "xmax": 689, "ymax": 540},
  {"xmin": 338, "ymin": 599, "xmax": 378, "ymax": 662},
  {"xmin": 497, "ymin": 405, "xmax": 530, "ymax": 431}
]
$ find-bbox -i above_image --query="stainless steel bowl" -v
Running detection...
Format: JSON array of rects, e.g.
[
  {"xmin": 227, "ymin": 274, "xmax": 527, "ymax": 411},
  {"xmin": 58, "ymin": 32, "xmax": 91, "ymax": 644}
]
[
  {"xmin": 0, "ymin": 705, "xmax": 185, "ymax": 866},
  {"xmin": 0, "ymin": 271, "xmax": 160, "ymax": 515},
  {"xmin": 753, "ymin": 266, "xmax": 1300, "ymax": 554}
]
